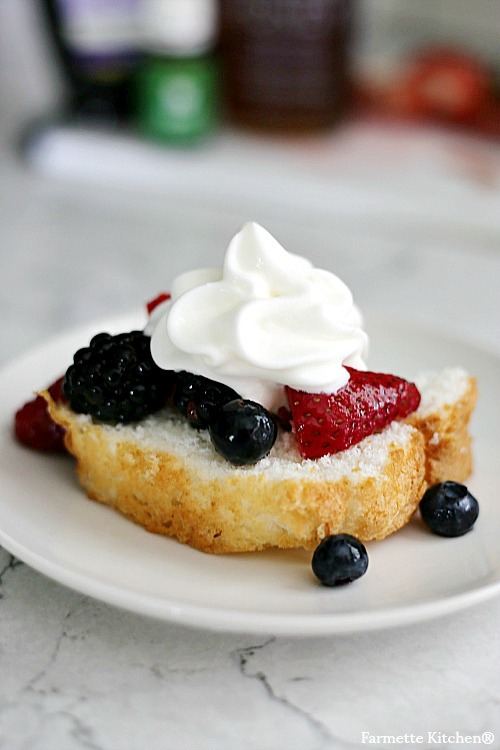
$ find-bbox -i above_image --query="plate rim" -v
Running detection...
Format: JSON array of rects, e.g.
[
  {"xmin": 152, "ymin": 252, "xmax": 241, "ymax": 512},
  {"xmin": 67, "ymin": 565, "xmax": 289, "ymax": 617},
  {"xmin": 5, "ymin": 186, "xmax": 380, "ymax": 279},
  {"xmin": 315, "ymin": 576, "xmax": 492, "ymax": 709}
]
[
  {"xmin": 1, "ymin": 311, "xmax": 499, "ymax": 636},
  {"xmin": 1, "ymin": 524, "xmax": 500, "ymax": 636}
]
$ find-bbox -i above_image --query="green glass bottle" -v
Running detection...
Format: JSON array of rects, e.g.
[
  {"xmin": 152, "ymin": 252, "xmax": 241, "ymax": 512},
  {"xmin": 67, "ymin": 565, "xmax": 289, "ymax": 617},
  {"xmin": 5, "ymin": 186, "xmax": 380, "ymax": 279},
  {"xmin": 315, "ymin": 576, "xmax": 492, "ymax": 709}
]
[{"xmin": 135, "ymin": 0, "xmax": 219, "ymax": 145}]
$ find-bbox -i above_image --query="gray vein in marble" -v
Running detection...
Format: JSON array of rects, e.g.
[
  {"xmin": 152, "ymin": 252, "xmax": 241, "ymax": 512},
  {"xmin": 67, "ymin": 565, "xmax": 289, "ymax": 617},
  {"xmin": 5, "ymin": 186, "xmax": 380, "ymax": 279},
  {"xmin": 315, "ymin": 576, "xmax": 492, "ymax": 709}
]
[
  {"xmin": 233, "ymin": 639, "xmax": 359, "ymax": 750},
  {"xmin": 0, "ymin": 595, "xmax": 103, "ymax": 750},
  {"xmin": 0, "ymin": 551, "xmax": 23, "ymax": 598},
  {"xmin": 24, "ymin": 596, "xmax": 88, "ymax": 691},
  {"xmin": 148, "ymin": 663, "xmax": 208, "ymax": 681},
  {"xmin": 58, "ymin": 711, "xmax": 103, "ymax": 750}
]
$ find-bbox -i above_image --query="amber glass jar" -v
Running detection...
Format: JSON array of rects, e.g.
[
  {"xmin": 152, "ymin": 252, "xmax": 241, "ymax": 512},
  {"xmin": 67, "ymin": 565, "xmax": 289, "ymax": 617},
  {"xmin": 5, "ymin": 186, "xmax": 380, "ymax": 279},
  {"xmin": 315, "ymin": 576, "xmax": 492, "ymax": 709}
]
[{"xmin": 218, "ymin": 0, "xmax": 355, "ymax": 133}]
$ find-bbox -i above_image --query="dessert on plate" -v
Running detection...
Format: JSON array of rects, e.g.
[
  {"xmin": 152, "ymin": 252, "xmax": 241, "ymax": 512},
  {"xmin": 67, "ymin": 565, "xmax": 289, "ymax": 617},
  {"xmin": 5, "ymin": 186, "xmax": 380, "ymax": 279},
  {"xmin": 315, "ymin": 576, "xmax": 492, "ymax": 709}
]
[{"xmin": 37, "ymin": 222, "xmax": 477, "ymax": 555}]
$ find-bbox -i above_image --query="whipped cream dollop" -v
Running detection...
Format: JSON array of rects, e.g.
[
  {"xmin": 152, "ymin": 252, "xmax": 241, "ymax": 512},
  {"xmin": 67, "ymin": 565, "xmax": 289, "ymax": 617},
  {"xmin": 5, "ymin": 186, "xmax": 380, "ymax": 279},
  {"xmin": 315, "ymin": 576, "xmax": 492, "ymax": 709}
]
[{"xmin": 149, "ymin": 222, "xmax": 368, "ymax": 411}]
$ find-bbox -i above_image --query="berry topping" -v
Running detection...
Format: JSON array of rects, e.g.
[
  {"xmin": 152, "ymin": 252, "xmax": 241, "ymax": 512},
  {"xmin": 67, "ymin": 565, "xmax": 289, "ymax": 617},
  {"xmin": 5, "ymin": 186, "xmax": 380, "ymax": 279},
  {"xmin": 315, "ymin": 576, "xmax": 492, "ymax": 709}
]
[
  {"xmin": 146, "ymin": 292, "xmax": 171, "ymax": 315},
  {"xmin": 14, "ymin": 377, "xmax": 66, "ymax": 452},
  {"xmin": 420, "ymin": 481, "xmax": 479, "ymax": 537},
  {"xmin": 209, "ymin": 399, "xmax": 277, "ymax": 466},
  {"xmin": 173, "ymin": 371, "xmax": 241, "ymax": 429},
  {"xmin": 63, "ymin": 331, "xmax": 174, "ymax": 423},
  {"xmin": 286, "ymin": 367, "xmax": 421, "ymax": 459},
  {"xmin": 276, "ymin": 406, "xmax": 293, "ymax": 432},
  {"xmin": 312, "ymin": 534, "xmax": 369, "ymax": 586}
]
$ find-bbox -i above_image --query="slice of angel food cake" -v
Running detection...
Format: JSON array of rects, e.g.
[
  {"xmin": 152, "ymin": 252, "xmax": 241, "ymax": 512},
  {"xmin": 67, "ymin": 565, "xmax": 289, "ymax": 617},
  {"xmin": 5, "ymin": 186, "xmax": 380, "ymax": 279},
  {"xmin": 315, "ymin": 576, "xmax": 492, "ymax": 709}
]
[{"xmin": 15, "ymin": 222, "xmax": 478, "ymax": 587}]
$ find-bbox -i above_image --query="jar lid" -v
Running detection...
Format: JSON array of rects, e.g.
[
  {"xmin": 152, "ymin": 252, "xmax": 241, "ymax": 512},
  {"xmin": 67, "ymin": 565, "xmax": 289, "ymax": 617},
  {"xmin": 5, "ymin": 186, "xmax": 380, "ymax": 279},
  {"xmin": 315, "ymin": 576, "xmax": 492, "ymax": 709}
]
[{"xmin": 138, "ymin": 0, "xmax": 218, "ymax": 55}]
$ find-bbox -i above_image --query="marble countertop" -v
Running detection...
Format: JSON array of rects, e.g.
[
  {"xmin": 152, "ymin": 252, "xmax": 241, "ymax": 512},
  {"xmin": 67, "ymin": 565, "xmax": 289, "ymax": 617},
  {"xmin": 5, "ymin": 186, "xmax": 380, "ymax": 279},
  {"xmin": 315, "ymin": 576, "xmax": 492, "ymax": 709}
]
[{"xmin": 1, "ymin": 120, "xmax": 500, "ymax": 750}]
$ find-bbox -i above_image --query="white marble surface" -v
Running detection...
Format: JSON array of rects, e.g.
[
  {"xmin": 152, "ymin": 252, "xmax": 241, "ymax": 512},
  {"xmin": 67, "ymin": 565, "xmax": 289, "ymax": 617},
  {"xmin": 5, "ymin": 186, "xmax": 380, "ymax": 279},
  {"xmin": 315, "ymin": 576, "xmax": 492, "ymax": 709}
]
[
  {"xmin": 1, "ymin": 120, "xmax": 499, "ymax": 750},
  {"xmin": 1, "ymin": 11, "xmax": 500, "ymax": 741}
]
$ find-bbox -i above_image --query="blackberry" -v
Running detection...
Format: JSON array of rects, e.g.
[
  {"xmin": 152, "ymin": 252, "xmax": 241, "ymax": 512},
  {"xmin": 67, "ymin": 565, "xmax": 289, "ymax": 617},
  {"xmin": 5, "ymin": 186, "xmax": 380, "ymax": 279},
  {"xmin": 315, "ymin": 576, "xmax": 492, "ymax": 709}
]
[
  {"xmin": 173, "ymin": 371, "xmax": 240, "ymax": 429},
  {"xmin": 312, "ymin": 534, "xmax": 369, "ymax": 586},
  {"xmin": 209, "ymin": 399, "xmax": 277, "ymax": 465},
  {"xmin": 63, "ymin": 331, "xmax": 174, "ymax": 423}
]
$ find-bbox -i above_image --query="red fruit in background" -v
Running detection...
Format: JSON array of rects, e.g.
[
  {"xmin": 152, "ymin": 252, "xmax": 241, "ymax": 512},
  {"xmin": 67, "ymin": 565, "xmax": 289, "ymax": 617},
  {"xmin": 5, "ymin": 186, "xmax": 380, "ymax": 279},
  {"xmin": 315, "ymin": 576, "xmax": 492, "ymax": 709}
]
[
  {"xmin": 474, "ymin": 102, "xmax": 500, "ymax": 139},
  {"xmin": 286, "ymin": 368, "xmax": 421, "ymax": 460},
  {"xmin": 14, "ymin": 376, "xmax": 67, "ymax": 452},
  {"xmin": 392, "ymin": 48, "xmax": 493, "ymax": 124},
  {"xmin": 146, "ymin": 292, "xmax": 171, "ymax": 315}
]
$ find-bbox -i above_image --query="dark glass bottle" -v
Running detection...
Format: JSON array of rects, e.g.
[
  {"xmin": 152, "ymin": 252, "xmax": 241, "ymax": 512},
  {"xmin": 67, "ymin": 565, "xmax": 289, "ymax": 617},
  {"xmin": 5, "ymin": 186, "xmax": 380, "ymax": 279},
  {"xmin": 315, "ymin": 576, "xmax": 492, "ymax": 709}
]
[
  {"xmin": 39, "ymin": 0, "xmax": 139, "ymax": 125},
  {"xmin": 219, "ymin": 0, "xmax": 355, "ymax": 133}
]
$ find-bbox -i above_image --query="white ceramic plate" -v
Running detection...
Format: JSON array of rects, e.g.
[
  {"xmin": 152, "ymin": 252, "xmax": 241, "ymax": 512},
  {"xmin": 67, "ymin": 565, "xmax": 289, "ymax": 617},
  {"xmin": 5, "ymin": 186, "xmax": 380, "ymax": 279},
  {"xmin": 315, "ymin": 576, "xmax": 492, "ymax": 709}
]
[{"xmin": 1, "ymin": 311, "xmax": 499, "ymax": 636}]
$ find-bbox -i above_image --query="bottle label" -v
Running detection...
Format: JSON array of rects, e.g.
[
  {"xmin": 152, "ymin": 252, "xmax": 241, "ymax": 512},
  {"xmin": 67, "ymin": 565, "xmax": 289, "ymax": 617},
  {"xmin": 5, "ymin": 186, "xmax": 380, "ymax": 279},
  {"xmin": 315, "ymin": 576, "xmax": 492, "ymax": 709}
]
[{"xmin": 136, "ymin": 58, "xmax": 218, "ymax": 142}]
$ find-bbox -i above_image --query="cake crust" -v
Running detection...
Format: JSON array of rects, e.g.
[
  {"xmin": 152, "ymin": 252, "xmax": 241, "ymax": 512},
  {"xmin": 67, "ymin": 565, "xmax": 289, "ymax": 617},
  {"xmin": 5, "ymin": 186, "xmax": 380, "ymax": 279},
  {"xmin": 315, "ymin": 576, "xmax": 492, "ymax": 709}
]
[{"xmin": 44, "ymin": 371, "xmax": 477, "ymax": 554}]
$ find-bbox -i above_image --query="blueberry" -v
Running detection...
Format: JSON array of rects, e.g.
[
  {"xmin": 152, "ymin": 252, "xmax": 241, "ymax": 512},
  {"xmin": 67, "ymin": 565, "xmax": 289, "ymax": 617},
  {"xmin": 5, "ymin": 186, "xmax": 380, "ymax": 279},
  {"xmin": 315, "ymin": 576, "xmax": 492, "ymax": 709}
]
[
  {"xmin": 312, "ymin": 534, "xmax": 369, "ymax": 586},
  {"xmin": 419, "ymin": 481, "xmax": 479, "ymax": 537},
  {"xmin": 209, "ymin": 399, "xmax": 277, "ymax": 465}
]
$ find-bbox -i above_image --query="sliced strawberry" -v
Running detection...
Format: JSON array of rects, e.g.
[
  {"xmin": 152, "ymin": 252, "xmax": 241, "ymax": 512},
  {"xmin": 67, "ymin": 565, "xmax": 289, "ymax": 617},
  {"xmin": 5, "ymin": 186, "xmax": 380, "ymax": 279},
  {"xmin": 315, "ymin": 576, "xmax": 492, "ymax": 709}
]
[
  {"xmin": 286, "ymin": 368, "xmax": 421, "ymax": 460},
  {"xmin": 14, "ymin": 376, "xmax": 67, "ymax": 452},
  {"xmin": 146, "ymin": 292, "xmax": 171, "ymax": 315}
]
